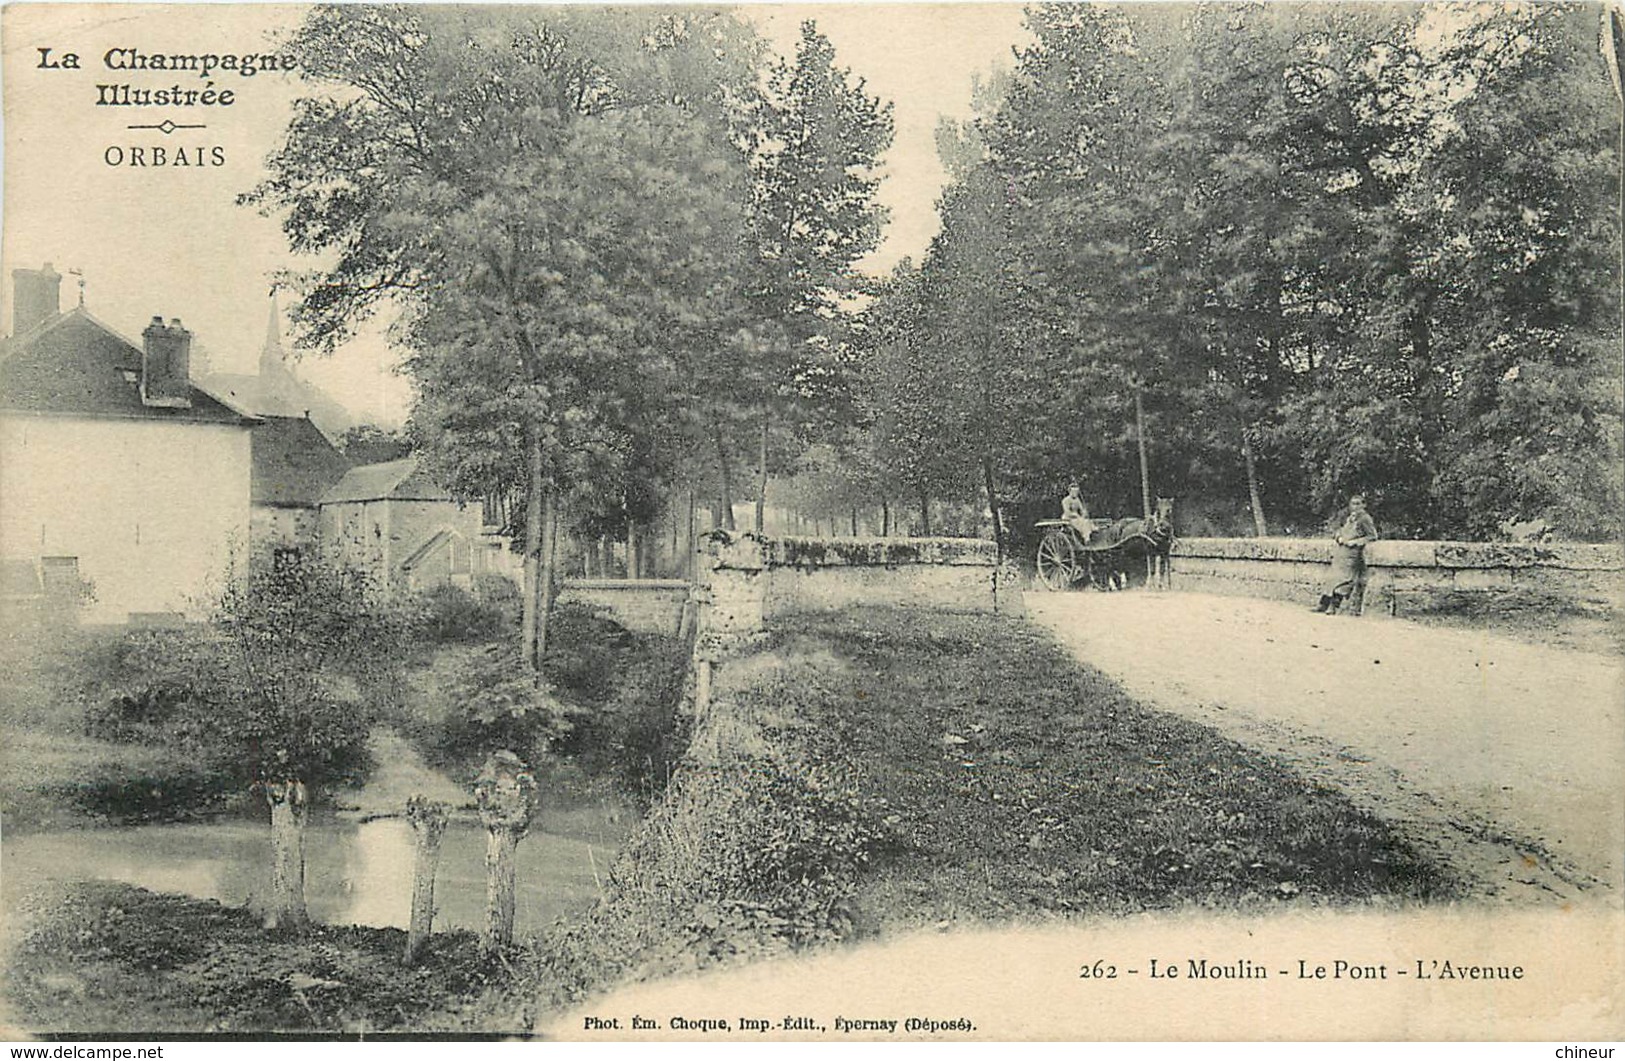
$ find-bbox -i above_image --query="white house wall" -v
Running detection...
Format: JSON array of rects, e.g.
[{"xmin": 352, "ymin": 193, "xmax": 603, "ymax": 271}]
[{"xmin": 0, "ymin": 415, "xmax": 252, "ymax": 622}]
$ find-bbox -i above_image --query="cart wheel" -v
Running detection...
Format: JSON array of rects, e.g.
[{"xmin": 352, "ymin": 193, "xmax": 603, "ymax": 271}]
[{"xmin": 1036, "ymin": 530, "xmax": 1081, "ymax": 591}]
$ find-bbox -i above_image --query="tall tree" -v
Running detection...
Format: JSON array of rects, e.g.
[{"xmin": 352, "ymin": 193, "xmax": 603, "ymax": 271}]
[
  {"xmin": 734, "ymin": 21, "xmax": 894, "ymax": 531},
  {"xmin": 246, "ymin": 6, "xmax": 759, "ymax": 664}
]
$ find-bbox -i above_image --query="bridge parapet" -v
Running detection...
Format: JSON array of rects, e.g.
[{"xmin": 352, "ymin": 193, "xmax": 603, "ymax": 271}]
[
  {"xmin": 556, "ymin": 578, "xmax": 692, "ymax": 636},
  {"xmin": 1170, "ymin": 537, "xmax": 1623, "ymax": 617},
  {"xmin": 697, "ymin": 532, "xmax": 1019, "ymax": 638}
]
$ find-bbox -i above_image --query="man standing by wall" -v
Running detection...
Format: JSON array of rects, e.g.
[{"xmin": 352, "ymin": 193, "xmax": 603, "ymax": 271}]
[{"xmin": 1314, "ymin": 493, "xmax": 1379, "ymax": 614}]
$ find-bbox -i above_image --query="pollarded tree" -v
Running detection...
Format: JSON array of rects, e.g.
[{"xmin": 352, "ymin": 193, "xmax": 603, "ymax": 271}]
[{"xmin": 119, "ymin": 556, "xmax": 410, "ymax": 933}]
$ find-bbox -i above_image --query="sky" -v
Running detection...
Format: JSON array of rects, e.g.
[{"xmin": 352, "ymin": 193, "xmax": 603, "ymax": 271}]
[{"xmin": 0, "ymin": 3, "xmax": 1032, "ymax": 428}]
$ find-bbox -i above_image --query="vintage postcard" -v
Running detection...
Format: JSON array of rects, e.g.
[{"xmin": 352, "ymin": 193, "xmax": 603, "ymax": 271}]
[{"xmin": 1, "ymin": 0, "xmax": 1621, "ymax": 1044}]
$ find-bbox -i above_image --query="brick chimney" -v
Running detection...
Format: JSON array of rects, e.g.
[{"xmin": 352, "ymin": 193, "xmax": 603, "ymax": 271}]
[
  {"xmin": 141, "ymin": 316, "xmax": 193, "ymax": 409},
  {"xmin": 11, "ymin": 263, "xmax": 61, "ymax": 336}
]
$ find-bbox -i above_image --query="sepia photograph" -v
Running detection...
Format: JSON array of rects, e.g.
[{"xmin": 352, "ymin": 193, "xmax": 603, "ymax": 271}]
[{"xmin": 0, "ymin": 0, "xmax": 1621, "ymax": 1042}]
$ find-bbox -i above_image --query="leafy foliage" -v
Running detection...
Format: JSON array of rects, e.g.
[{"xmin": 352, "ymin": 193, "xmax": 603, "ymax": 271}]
[
  {"xmin": 397, "ymin": 602, "xmax": 688, "ymax": 800},
  {"xmin": 97, "ymin": 555, "xmax": 411, "ymax": 794},
  {"xmin": 861, "ymin": 2, "xmax": 1622, "ymax": 542},
  {"xmin": 429, "ymin": 644, "xmax": 578, "ymax": 770},
  {"xmin": 412, "ymin": 582, "xmax": 511, "ymax": 645}
]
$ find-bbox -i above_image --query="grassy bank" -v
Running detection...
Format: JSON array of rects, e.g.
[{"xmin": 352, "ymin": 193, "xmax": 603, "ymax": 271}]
[
  {"xmin": 7, "ymin": 882, "xmax": 498, "ymax": 1035},
  {"xmin": 0, "ymin": 597, "xmax": 687, "ymax": 835},
  {"xmin": 0, "ymin": 626, "xmax": 244, "ymax": 834},
  {"xmin": 501, "ymin": 605, "xmax": 1457, "ymax": 1026}
]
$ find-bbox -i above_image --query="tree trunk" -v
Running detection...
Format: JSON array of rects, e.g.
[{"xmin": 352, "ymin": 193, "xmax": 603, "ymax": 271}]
[
  {"xmin": 918, "ymin": 489, "xmax": 932, "ymax": 537},
  {"xmin": 483, "ymin": 826, "xmax": 519, "ymax": 951},
  {"xmin": 263, "ymin": 780, "xmax": 310, "ymax": 934},
  {"xmin": 521, "ymin": 431, "xmax": 544, "ymax": 671},
  {"xmin": 881, "ymin": 499, "xmax": 891, "ymax": 537},
  {"xmin": 476, "ymin": 752, "xmax": 536, "ymax": 955},
  {"xmin": 713, "ymin": 423, "xmax": 735, "ymax": 531},
  {"xmin": 627, "ymin": 520, "xmax": 640, "ymax": 580},
  {"xmin": 404, "ymin": 797, "xmax": 448, "ymax": 965},
  {"xmin": 1242, "ymin": 424, "xmax": 1270, "ymax": 537},
  {"xmin": 850, "ymin": 507, "xmax": 858, "ymax": 537},
  {"xmin": 981, "ymin": 454, "xmax": 1004, "ymax": 561},
  {"xmin": 755, "ymin": 419, "xmax": 769, "ymax": 534},
  {"xmin": 535, "ymin": 488, "xmax": 557, "ymax": 669},
  {"xmin": 547, "ymin": 497, "xmax": 560, "ymax": 585},
  {"xmin": 1135, "ymin": 388, "xmax": 1152, "ymax": 520},
  {"xmin": 686, "ymin": 489, "xmax": 697, "ymax": 580}
]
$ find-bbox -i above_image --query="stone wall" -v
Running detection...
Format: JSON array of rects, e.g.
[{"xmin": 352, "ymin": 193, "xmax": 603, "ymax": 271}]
[
  {"xmin": 1170, "ymin": 536, "xmax": 1624, "ymax": 617},
  {"xmin": 557, "ymin": 578, "xmax": 693, "ymax": 636},
  {"xmin": 762, "ymin": 536, "xmax": 1017, "ymax": 617},
  {"xmin": 697, "ymin": 533, "xmax": 1020, "ymax": 644}
]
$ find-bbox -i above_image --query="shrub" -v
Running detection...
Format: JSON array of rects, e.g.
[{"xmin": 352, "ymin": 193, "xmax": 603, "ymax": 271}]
[
  {"xmin": 474, "ymin": 573, "xmax": 523, "ymax": 624},
  {"xmin": 541, "ymin": 602, "xmax": 636, "ymax": 704},
  {"xmin": 414, "ymin": 582, "xmax": 512, "ymax": 644},
  {"xmin": 393, "ymin": 601, "xmax": 686, "ymax": 797},
  {"xmin": 53, "ymin": 762, "xmax": 242, "ymax": 824},
  {"xmin": 428, "ymin": 644, "xmax": 579, "ymax": 769},
  {"xmin": 550, "ymin": 634, "xmax": 688, "ymax": 803},
  {"xmin": 80, "ymin": 557, "xmax": 409, "ymax": 797}
]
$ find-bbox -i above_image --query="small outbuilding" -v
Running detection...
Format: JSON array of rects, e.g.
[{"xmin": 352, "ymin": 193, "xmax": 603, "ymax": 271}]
[{"xmin": 318, "ymin": 456, "xmax": 517, "ymax": 594}]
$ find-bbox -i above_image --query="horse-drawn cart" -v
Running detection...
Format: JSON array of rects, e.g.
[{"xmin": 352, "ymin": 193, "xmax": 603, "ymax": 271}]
[{"xmin": 1033, "ymin": 500, "xmax": 1175, "ymax": 592}]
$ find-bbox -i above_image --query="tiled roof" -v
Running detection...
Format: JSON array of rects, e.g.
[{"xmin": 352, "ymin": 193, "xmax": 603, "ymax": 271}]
[
  {"xmin": 0, "ymin": 309, "xmax": 254, "ymax": 425},
  {"xmin": 251, "ymin": 415, "xmax": 352, "ymax": 507},
  {"xmin": 320, "ymin": 455, "xmax": 453, "ymax": 505}
]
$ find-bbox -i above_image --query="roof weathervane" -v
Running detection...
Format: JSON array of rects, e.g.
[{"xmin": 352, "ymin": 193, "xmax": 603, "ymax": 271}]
[{"xmin": 68, "ymin": 268, "xmax": 85, "ymax": 306}]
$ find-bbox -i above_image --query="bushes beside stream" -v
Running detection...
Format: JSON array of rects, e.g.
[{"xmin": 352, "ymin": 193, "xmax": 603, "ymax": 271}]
[
  {"xmin": 2, "ymin": 576, "xmax": 689, "ymax": 834},
  {"xmin": 517, "ymin": 647, "xmax": 895, "ymax": 1015},
  {"xmin": 7, "ymin": 602, "xmax": 1461, "ymax": 1035}
]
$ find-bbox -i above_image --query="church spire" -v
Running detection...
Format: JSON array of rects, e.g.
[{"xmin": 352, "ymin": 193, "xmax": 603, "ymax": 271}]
[{"xmin": 260, "ymin": 288, "xmax": 284, "ymax": 375}]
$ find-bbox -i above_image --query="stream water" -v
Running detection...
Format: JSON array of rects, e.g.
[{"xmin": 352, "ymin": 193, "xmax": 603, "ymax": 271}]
[{"xmin": 2, "ymin": 813, "xmax": 619, "ymax": 935}]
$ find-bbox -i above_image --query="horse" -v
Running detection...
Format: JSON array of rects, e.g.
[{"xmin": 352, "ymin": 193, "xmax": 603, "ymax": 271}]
[{"xmin": 1092, "ymin": 497, "xmax": 1175, "ymax": 590}]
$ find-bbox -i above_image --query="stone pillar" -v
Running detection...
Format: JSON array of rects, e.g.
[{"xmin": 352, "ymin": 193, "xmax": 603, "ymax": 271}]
[
  {"xmin": 403, "ymin": 796, "xmax": 450, "ymax": 965},
  {"xmin": 698, "ymin": 531, "xmax": 767, "ymax": 638},
  {"xmin": 474, "ymin": 751, "xmax": 537, "ymax": 953}
]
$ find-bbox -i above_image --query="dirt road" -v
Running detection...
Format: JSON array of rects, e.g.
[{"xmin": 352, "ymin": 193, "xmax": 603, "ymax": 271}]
[{"xmin": 1026, "ymin": 591, "xmax": 1625, "ymax": 902}]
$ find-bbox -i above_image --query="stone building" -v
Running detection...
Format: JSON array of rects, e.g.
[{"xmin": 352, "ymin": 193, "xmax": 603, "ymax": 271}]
[{"xmin": 318, "ymin": 455, "xmax": 518, "ymax": 594}]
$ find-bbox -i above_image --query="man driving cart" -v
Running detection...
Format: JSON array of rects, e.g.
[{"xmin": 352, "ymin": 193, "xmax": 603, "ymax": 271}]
[{"xmin": 1061, "ymin": 481, "xmax": 1097, "ymax": 543}]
